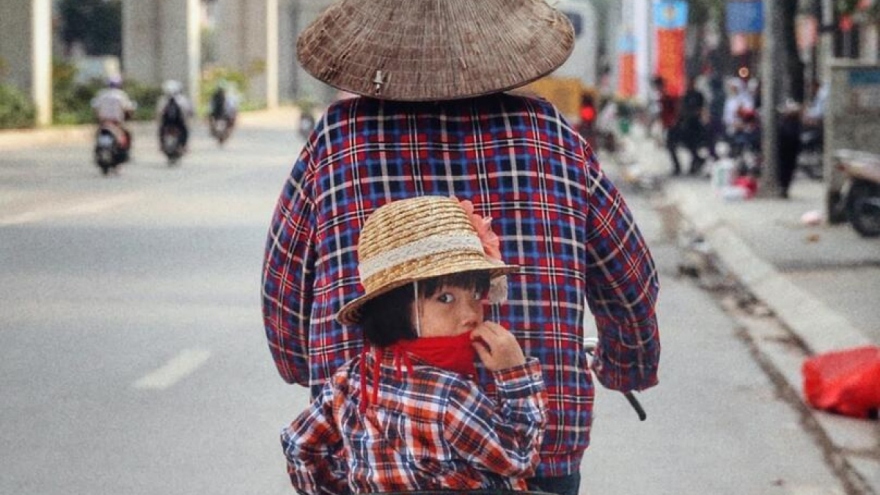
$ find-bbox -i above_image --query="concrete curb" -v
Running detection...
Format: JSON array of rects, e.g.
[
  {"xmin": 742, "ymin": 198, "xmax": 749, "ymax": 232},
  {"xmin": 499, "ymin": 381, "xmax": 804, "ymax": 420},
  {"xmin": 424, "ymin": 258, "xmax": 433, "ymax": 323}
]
[
  {"xmin": 665, "ymin": 181, "xmax": 873, "ymax": 354},
  {"xmin": 658, "ymin": 166, "xmax": 880, "ymax": 495}
]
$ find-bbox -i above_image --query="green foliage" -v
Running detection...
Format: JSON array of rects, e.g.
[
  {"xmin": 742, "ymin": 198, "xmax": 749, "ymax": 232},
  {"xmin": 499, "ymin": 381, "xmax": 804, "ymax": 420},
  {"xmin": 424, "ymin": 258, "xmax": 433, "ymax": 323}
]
[
  {"xmin": 0, "ymin": 83, "xmax": 36, "ymax": 129},
  {"xmin": 837, "ymin": 0, "xmax": 880, "ymax": 20},
  {"xmin": 52, "ymin": 60, "xmax": 100, "ymax": 125},
  {"xmin": 200, "ymin": 66, "xmax": 249, "ymax": 112},
  {"xmin": 126, "ymin": 81, "xmax": 163, "ymax": 121},
  {"xmin": 52, "ymin": 59, "xmax": 161, "ymax": 125}
]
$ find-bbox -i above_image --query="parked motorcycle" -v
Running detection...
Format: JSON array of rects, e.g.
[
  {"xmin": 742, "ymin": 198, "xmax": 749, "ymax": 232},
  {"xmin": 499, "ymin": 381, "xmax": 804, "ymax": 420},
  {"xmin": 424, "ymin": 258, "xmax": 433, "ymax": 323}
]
[
  {"xmin": 160, "ymin": 123, "xmax": 186, "ymax": 165},
  {"xmin": 94, "ymin": 122, "xmax": 129, "ymax": 175},
  {"xmin": 797, "ymin": 124, "xmax": 824, "ymax": 180},
  {"xmin": 830, "ymin": 149, "xmax": 880, "ymax": 237}
]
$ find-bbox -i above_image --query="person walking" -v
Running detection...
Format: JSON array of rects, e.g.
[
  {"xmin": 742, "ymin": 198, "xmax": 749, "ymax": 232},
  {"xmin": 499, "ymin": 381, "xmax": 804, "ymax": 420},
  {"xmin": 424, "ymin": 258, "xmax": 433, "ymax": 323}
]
[
  {"xmin": 261, "ymin": 2, "xmax": 661, "ymax": 493},
  {"xmin": 776, "ymin": 100, "xmax": 803, "ymax": 199},
  {"xmin": 670, "ymin": 77, "xmax": 708, "ymax": 175}
]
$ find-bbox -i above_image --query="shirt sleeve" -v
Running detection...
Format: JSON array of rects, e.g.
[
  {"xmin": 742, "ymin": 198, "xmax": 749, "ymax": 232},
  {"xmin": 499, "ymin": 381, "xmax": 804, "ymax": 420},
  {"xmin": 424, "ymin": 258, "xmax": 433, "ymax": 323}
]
[
  {"xmin": 262, "ymin": 145, "xmax": 318, "ymax": 386},
  {"xmin": 443, "ymin": 358, "xmax": 546, "ymax": 478},
  {"xmin": 583, "ymin": 153, "xmax": 661, "ymax": 393},
  {"xmin": 281, "ymin": 381, "xmax": 349, "ymax": 495}
]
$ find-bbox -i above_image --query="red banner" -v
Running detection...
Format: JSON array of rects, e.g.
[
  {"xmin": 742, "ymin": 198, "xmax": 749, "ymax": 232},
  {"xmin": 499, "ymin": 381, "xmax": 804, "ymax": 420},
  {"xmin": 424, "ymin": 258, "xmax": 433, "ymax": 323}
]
[
  {"xmin": 618, "ymin": 53, "xmax": 636, "ymax": 98},
  {"xmin": 655, "ymin": 28, "xmax": 686, "ymax": 97}
]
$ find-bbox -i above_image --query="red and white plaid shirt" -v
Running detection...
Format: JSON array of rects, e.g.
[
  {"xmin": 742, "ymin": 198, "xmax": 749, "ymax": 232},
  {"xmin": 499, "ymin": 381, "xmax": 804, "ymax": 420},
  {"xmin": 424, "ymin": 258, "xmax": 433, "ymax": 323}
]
[
  {"xmin": 263, "ymin": 93, "xmax": 660, "ymax": 477},
  {"xmin": 282, "ymin": 352, "xmax": 547, "ymax": 494}
]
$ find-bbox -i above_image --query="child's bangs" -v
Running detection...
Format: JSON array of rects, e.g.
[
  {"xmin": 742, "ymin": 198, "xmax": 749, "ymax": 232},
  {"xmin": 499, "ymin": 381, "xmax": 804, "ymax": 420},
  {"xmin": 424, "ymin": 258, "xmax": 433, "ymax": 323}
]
[{"xmin": 420, "ymin": 270, "xmax": 491, "ymax": 297}]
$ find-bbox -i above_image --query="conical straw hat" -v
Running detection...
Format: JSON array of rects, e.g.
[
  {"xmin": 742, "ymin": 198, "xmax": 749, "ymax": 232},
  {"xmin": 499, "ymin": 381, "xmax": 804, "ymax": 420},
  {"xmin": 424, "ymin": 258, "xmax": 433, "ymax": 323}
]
[
  {"xmin": 297, "ymin": 0, "xmax": 575, "ymax": 101},
  {"xmin": 337, "ymin": 196, "xmax": 518, "ymax": 325}
]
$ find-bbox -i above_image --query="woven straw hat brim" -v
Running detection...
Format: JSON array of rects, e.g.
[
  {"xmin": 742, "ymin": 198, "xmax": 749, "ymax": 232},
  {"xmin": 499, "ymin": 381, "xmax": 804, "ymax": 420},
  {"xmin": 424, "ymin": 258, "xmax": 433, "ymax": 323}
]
[
  {"xmin": 336, "ymin": 195, "xmax": 519, "ymax": 326},
  {"xmin": 337, "ymin": 255, "xmax": 518, "ymax": 326},
  {"xmin": 297, "ymin": 0, "xmax": 575, "ymax": 101}
]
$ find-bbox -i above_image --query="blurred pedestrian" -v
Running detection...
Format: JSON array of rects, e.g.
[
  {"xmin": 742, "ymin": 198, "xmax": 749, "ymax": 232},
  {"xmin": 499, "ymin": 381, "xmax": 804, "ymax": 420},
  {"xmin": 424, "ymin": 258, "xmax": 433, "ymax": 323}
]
[
  {"xmin": 261, "ymin": 2, "xmax": 660, "ymax": 494},
  {"xmin": 647, "ymin": 75, "xmax": 665, "ymax": 144},
  {"xmin": 777, "ymin": 100, "xmax": 803, "ymax": 199},
  {"xmin": 668, "ymin": 77, "xmax": 706, "ymax": 175},
  {"xmin": 707, "ymin": 74, "xmax": 726, "ymax": 161},
  {"xmin": 722, "ymin": 78, "xmax": 754, "ymax": 139}
]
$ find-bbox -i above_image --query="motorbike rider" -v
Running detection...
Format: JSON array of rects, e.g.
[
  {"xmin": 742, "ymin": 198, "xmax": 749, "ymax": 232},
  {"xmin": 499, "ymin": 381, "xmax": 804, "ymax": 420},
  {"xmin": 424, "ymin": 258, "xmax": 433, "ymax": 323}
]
[
  {"xmin": 90, "ymin": 75, "xmax": 136, "ymax": 158},
  {"xmin": 209, "ymin": 81, "xmax": 239, "ymax": 128},
  {"xmin": 156, "ymin": 79, "xmax": 193, "ymax": 150}
]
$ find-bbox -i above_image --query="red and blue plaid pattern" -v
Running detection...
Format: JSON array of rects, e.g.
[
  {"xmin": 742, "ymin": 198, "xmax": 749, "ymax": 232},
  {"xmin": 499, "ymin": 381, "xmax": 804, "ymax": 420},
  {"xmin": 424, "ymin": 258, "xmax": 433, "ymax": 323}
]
[
  {"xmin": 263, "ymin": 93, "xmax": 660, "ymax": 477},
  {"xmin": 281, "ymin": 354, "xmax": 546, "ymax": 492}
]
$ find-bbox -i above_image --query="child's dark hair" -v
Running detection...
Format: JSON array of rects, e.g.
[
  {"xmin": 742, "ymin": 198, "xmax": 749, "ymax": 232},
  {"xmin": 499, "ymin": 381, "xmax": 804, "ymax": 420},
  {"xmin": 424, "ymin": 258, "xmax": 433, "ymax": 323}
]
[{"xmin": 360, "ymin": 270, "xmax": 491, "ymax": 347}]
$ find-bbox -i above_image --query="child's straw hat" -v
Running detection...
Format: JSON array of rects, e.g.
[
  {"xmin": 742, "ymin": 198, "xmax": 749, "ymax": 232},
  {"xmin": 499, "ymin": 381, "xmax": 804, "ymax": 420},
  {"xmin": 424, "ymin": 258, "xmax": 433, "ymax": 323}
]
[
  {"xmin": 337, "ymin": 196, "xmax": 518, "ymax": 325},
  {"xmin": 296, "ymin": 0, "xmax": 575, "ymax": 102}
]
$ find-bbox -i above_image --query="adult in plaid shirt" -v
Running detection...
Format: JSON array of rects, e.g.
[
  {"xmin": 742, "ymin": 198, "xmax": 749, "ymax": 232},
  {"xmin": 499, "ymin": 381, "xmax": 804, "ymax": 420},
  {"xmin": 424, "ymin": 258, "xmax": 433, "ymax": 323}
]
[{"xmin": 262, "ymin": 1, "xmax": 660, "ymax": 493}]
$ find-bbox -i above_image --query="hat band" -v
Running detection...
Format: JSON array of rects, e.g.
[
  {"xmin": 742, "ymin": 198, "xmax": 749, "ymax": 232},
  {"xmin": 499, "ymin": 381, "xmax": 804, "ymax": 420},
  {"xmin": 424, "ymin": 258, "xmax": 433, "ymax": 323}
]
[{"xmin": 359, "ymin": 234, "xmax": 485, "ymax": 282}]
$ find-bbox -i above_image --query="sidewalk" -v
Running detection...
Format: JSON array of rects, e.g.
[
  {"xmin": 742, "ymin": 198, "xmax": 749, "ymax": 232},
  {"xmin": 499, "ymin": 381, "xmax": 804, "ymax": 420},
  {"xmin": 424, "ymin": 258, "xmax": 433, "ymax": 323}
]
[{"xmin": 605, "ymin": 127, "xmax": 880, "ymax": 494}]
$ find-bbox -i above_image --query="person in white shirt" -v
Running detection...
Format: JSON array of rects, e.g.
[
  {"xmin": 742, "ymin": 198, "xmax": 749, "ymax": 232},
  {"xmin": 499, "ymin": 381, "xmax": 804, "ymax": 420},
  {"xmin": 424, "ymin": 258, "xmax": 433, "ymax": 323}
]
[
  {"xmin": 722, "ymin": 77, "xmax": 754, "ymax": 136},
  {"xmin": 91, "ymin": 75, "xmax": 136, "ymax": 153}
]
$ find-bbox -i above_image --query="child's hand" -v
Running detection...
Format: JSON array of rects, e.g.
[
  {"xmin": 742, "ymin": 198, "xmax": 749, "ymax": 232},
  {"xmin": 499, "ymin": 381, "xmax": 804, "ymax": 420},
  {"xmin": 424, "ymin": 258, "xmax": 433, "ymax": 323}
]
[{"xmin": 470, "ymin": 322, "xmax": 526, "ymax": 372}]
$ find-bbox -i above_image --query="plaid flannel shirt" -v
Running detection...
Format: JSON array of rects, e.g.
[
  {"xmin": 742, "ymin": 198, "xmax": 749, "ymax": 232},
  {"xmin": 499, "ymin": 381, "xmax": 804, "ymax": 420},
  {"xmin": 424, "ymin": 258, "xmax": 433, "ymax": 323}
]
[
  {"xmin": 262, "ymin": 93, "xmax": 660, "ymax": 477},
  {"xmin": 281, "ymin": 353, "xmax": 546, "ymax": 493}
]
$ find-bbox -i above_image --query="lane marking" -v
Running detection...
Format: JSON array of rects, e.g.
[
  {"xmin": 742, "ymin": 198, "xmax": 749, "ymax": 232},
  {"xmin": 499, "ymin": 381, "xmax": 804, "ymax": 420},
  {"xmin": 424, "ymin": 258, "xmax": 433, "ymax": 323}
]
[
  {"xmin": 0, "ymin": 192, "xmax": 143, "ymax": 226},
  {"xmin": 133, "ymin": 348, "xmax": 211, "ymax": 390}
]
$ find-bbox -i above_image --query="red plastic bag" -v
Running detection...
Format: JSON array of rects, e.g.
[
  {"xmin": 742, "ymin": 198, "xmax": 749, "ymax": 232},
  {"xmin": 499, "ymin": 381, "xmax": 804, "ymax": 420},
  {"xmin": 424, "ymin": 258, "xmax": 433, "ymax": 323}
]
[{"xmin": 802, "ymin": 346, "xmax": 880, "ymax": 419}]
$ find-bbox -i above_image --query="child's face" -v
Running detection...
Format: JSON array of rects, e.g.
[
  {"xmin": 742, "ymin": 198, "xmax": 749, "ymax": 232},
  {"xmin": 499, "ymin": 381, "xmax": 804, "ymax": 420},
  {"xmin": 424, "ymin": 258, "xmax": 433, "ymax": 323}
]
[{"xmin": 414, "ymin": 284, "xmax": 484, "ymax": 338}]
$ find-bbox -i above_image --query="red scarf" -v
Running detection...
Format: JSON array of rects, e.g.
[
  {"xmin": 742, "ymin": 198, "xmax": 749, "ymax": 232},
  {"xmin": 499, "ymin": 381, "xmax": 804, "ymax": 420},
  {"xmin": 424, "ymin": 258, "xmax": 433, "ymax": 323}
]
[
  {"xmin": 359, "ymin": 332, "xmax": 477, "ymax": 413},
  {"xmin": 393, "ymin": 331, "xmax": 477, "ymax": 377}
]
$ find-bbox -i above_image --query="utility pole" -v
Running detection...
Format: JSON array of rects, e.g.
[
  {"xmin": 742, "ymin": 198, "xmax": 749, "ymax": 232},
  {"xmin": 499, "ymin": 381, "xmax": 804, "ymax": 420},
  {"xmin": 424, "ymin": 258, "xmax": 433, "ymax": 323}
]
[
  {"xmin": 759, "ymin": 0, "xmax": 780, "ymax": 197},
  {"xmin": 820, "ymin": 0, "xmax": 834, "ymax": 186}
]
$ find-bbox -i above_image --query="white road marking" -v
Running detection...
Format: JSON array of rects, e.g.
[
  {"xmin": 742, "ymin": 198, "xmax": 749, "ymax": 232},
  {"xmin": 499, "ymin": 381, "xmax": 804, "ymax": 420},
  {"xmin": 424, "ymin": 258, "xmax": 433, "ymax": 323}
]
[
  {"xmin": 133, "ymin": 348, "xmax": 211, "ymax": 390},
  {"xmin": 0, "ymin": 193, "xmax": 143, "ymax": 226}
]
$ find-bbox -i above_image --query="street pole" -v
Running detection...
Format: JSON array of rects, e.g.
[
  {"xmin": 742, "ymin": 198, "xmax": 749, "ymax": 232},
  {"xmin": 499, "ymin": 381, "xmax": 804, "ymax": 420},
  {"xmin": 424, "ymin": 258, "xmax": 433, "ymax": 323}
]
[
  {"xmin": 820, "ymin": 0, "xmax": 835, "ymax": 200},
  {"xmin": 759, "ymin": 0, "xmax": 780, "ymax": 197}
]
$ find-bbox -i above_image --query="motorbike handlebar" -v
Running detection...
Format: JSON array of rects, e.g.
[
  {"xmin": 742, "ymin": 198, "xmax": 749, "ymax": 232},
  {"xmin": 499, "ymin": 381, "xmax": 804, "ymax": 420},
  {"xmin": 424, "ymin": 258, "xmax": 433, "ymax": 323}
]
[{"xmin": 584, "ymin": 337, "xmax": 647, "ymax": 421}]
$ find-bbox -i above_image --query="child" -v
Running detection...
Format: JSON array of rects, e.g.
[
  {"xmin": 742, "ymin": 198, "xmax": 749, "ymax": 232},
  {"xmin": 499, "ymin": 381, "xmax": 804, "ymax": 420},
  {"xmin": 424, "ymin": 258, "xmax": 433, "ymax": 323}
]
[{"xmin": 281, "ymin": 195, "xmax": 547, "ymax": 493}]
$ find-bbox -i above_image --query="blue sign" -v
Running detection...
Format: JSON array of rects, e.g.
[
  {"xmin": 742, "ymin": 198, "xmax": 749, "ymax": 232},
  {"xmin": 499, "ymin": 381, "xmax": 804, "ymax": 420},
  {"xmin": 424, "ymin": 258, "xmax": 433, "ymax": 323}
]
[
  {"xmin": 618, "ymin": 34, "xmax": 636, "ymax": 53},
  {"xmin": 850, "ymin": 69, "xmax": 880, "ymax": 86},
  {"xmin": 653, "ymin": 0, "xmax": 688, "ymax": 30},
  {"xmin": 726, "ymin": 0, "xmax": 764, "ymax": 34}
]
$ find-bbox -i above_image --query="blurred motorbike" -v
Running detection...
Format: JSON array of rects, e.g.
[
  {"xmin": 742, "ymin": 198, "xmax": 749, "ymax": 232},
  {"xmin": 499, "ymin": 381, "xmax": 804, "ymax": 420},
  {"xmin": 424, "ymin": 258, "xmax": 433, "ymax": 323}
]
[
  {"xmin": 797, "ymin": 124, "xmax": 824, "ymax": 180},
  {"xmin": 94, "ymin": 121, "xmax": 130, "ymax": 175},
  {"xmin": 160, "ymin": 123, "xmax": 186, "ymax": 165},
  {"xmin": 829, "ymin": 149, "xmax": 880, "ymax": 237},
  {"xmin": 209, "ymin": 114, "xmax": 233, "ymax": 145}
]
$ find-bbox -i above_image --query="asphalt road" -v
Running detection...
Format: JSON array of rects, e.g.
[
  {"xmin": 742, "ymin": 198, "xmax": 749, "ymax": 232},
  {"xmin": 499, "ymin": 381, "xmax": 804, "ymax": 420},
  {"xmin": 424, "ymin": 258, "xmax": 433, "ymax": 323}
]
[{"xmin": 0, "ymin": 115, "xmax": 851, "ymax": 495}]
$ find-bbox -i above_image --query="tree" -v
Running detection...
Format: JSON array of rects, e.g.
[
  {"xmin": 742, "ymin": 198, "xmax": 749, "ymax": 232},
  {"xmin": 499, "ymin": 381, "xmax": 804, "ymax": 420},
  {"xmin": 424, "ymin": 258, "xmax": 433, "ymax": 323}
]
[{"xmin": 58, "ymin": 0, "xmax": 122, "ymax": 57}]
